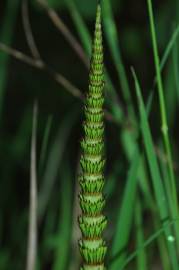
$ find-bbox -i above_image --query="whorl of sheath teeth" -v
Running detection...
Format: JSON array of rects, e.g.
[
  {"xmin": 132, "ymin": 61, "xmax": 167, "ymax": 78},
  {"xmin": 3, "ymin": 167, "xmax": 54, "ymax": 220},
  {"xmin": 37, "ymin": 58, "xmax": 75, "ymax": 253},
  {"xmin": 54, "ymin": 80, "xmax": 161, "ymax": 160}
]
[{"xmin": 79, "ymin": 4, "xmax": 107, "ymax": 270}]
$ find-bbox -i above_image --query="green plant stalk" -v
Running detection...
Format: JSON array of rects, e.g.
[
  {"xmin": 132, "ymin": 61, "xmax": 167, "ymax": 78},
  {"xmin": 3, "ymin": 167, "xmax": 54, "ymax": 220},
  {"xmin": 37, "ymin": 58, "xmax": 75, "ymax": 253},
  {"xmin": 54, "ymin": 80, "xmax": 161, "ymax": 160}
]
[
  {"xmin": 160, "ymin": 24, "xmax": 179, "ymax": 72},
  {"xmin": 172, "ymin": 42, "xmax": 179, "ymax": 101},
  {"xmin": 135, "ymin": 197, "xmax": 147, "ymax": 270},
  {"xmin": 78, "ymin": 4, "xmax": 107, "ymax": 270},
  {"xmin": 38, "ymin": 106, "xmax": 79, "ymax": 219},
  {"xmin": 119, "ymin": 220, "xmax": 176, "ymax": 270},
  {"xmin": 53, "ymin": 158, "xmax": 73, "ymax": 270},
  {"xmin": 38, "ymin": 115, "xmax": 53, "ymax": 176},
  {"xmin": 147, "ymin": 0, "xmax": 179, "ymax": 242},
  {"xmin": 155, "ymin": 226, "xmax": 170, "ymax": 270},
  {"xmin": 66, "ymin": 0, "xmax": 124, "ymax": 123},
  {"xmin": 132, "ymin": 70, "xmax": 179, "ymax": 269},
  {"xmin": 109, "ymin": 147, "xmax": 140, "ymax": 270}
]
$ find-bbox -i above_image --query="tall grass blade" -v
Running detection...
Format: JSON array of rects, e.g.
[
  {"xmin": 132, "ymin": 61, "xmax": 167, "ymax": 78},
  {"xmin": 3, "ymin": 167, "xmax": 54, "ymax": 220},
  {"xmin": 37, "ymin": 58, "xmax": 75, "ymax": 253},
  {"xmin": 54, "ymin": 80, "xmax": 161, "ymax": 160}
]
[
  {"xmin": 147, "ymin": 0, "xmax": 179, "ymax": 244},
  {"xmin": 53, "ymin": 158, "xmax": 73, "ymax": 270},
  {"xmin": 160, "ymin": 24, "xmax": 179, "ymax": 71},
  {"xmin": 38, "ymin": 107, "xmax": 79, "ymax": 219},
  {"xmin": 109, "ymin": 148, "xmax": 140, "ymax": 270},
  {"xmin": 26, "ymin": 101, "xmax": 38, "ymax": 270},
  {"xmin": 132, "ymin": 70, "xmax": 179, "ymax": 269},
  {"xmin": 153, "ymin": 24, "xmax": 179, "ymax": 122},
  {"xmin": 135, "ymin": 198, "xmax": 147, "ymax": 270},
  {"xmin": 154, "ymin": 24, "xmax": 179, "ymax": 125},
  {"xmin": 120, "ymin": 219, "xmax": 177, "ymax": 269},
  {"xmin": 151, "ymin": 24, "xmax": 179, "ymax": 127},
  {"xmin": 172, "ymin": 41, "xmax": 179, "ymax": 101},
  {"xmin": 109, "ymin": 88, "xmax": 155, "ymax": 270},
  {"xmin": 38, "ymin": 115, "xmax": 53, "ymax": 175},
  {"xmin": 156, "ymin": 231, "xmax": 170, "ymax": 270}
]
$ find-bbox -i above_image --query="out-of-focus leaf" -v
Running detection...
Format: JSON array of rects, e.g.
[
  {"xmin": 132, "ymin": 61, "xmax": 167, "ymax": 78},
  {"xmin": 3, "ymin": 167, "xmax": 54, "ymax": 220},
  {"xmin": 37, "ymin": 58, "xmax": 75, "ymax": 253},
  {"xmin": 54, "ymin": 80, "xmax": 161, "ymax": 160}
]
[
  {"xmin": 109, "ymin": 148, "xmax": 140, "ymax": 270},
  {"xmin": 132, "ymin": 69, "xmax": 179, "ymax": 270},
  {"xmin": 38, "ymin": 105, "xmax": 80, "ymax": 219}
]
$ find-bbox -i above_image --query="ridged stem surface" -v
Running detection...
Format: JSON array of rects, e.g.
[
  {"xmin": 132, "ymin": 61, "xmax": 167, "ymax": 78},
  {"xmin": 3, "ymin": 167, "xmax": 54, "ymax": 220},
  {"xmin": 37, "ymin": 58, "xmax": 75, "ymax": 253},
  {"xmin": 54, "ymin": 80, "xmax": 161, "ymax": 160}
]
[{"xmin": 79, "ymin": 4, "xmax": 107, "ymax": 270}]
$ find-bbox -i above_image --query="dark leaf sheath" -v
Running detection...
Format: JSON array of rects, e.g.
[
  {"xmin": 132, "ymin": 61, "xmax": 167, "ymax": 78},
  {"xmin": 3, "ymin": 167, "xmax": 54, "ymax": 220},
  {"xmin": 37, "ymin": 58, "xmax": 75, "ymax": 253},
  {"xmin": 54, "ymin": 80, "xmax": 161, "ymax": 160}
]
[{"xmin": 78, "ymin": 4, "xmax": 107, "ymax": 270}]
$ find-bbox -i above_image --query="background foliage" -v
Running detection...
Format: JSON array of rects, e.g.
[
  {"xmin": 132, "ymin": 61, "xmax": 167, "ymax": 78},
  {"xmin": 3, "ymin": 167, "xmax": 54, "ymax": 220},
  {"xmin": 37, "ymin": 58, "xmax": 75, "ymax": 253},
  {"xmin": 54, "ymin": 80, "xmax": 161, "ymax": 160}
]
[{"xmin": 0, "ymin": 0, "xmax": 179, "ymax": 269}]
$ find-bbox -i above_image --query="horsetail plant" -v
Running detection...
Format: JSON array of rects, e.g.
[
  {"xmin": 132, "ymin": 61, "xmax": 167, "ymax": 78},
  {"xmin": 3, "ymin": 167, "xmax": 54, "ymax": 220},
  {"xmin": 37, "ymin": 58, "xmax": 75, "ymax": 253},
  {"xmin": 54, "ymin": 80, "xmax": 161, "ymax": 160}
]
[{"xmin": 78, "ymin": 3, "xmax": 107, "ymax": 270}]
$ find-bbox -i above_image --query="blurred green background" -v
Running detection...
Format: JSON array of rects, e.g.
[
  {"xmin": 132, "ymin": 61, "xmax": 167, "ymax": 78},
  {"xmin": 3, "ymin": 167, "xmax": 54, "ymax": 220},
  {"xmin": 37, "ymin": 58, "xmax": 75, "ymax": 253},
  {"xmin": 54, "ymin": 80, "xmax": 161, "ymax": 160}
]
[{"xmin": 0, "ymin": 0, "xmax": 179, "ymax": 269}]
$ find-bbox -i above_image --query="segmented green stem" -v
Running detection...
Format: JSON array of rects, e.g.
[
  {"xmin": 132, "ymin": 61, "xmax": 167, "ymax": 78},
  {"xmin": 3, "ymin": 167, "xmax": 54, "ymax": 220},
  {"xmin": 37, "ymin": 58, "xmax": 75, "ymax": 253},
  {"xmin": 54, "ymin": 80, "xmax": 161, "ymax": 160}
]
[{"xmin": 78, "ymin": 4, "xmax": 107, "ymax": 270}]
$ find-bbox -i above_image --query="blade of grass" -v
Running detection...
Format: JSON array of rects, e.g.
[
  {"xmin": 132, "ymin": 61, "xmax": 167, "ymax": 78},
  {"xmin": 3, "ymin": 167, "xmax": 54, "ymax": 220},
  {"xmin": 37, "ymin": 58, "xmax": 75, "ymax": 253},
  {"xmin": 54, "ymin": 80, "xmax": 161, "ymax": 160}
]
[
  {"xmin": 150, "ymin": 23, "xmax": 179, "ymax": 128},
  {"xmin": 135, "ymin": 197, "xmax": 147, "ymax": 270},
  {"xmin": 158, "ymin": 146, "xmax": 176, "ymax": 270},
  {"xmin": 163, "ymin": 60, "xmax": 177, "ymax": 127},
  {"xmin": 52, "ymin": 158, "xmax": 73, "ymax": 270},
  {"xmin": 148, "ymin": 152, "xmax": 171, "ymax": 270},
  {"xmin": 160, "ymin": 24, "xmax": 179, "ymax": 71},
  {"xmin": 26, "ymin": 101, "xmax": 38, "ymax": 270},
  {"xmin": 156, "ymin": 227, "xmax": 170, "ymax": 270},
  {"xmin": 154, "ymin": 24, "xmax": 179, "ymax": 124},
  {"xmin": 38, "ymin": 115, "xmax": 53, "ymax": 175},
  {"xmin": 132, "ymin": 69, "xmax": 179, "ymax": 269},
  {"xmin": 135, "ymin": 160, "xmax": 169, "ymax": 270},
  {"xmin": 172, "ymin": 40, "xmax": 179, "ymax": 101},
  {"xmin": 38, "ymin": 106, "xmax": 80, "ymax": 220},
  {"xmin": 120, "ymin": 219, "xmax": 177, "ymax": 269},
  {"xmin": 109, "ymin": 90, "xmax": 155, "ymax": 270},
  {"xmin": 109, "ymin": 148, "xmax": 140, "ymax": 270},
  {"xmin": 147, "ymin": 0, "xmax": 179, "ymax": 244}
]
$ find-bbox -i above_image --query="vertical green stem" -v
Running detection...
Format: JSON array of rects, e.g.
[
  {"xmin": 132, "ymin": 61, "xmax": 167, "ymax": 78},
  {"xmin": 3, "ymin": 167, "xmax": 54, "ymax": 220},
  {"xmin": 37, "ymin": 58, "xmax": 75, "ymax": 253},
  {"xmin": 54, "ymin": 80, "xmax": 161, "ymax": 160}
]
[
  {"xmin": 147, "ymin": 0, "xmax": 179, "ymax": 245},
  {"xmin": 135, "ymin": 197, "xmax": 147, "ymax": 270},
  {"xmin": 78, "ymin": 4, "xmax": 107, "ymax": 270},
  {"xmin": 53, "ymin": 159, "xmax": 73, "ymax": 270}
]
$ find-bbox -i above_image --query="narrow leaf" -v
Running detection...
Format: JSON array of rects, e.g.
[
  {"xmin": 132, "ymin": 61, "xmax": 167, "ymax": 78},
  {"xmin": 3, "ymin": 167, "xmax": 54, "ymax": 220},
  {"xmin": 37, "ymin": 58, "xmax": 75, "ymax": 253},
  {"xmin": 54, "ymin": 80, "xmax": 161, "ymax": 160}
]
[{"xmin": 26, "ymin": 101, "xmax": 38, "ymax": 270}]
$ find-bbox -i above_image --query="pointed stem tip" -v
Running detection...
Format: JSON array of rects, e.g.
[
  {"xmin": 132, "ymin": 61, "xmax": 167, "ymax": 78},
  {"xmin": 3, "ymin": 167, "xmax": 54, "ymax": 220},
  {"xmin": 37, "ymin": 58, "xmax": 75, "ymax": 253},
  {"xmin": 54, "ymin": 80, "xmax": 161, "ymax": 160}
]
[
  {"xmin": 97, "ymin": 0, "xmax": 101, "ymax": 9},
  {"xmin": 96, "ymin": 1, "xmax": 102, "ymax": 25}
]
